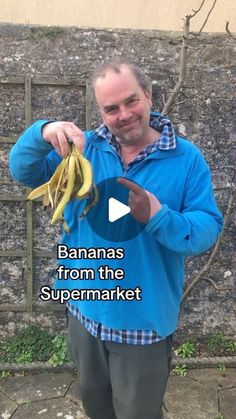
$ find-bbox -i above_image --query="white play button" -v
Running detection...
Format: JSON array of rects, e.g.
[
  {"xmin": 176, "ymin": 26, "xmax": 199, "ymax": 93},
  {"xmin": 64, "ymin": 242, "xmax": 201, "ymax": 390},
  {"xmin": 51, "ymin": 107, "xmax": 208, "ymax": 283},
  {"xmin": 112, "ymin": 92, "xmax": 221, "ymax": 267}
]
[
  {"xmin": 108, "ymin": 197, "xmax": 131, "ymax": 222},
  {"xmin": 87, "ymin": 177, "xmax": 150, "ymax": 241}
]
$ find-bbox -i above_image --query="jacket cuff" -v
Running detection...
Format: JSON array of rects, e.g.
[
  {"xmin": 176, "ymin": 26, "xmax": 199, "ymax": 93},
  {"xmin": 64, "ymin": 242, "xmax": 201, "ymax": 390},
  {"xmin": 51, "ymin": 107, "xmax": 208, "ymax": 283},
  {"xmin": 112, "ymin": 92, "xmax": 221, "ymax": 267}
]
[
  {"xmin": 145, "ymin": 204, "xmax": 169, "ymax": 234},
  {"xmin": 31, "ymin": 120, "xmax": 56, "ymax": 152}
]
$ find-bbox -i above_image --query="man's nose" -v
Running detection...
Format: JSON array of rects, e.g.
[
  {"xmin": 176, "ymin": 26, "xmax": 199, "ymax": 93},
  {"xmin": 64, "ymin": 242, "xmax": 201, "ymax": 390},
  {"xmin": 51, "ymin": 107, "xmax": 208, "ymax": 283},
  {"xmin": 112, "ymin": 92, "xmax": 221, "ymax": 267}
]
[{"xmin": 118, "ymin": 105, "xmax": 132, "ymax": 121}]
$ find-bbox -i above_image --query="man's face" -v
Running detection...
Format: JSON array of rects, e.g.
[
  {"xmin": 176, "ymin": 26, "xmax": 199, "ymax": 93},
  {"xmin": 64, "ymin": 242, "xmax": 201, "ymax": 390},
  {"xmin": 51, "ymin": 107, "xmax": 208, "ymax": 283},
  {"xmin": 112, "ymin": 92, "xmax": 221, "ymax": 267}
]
[{"xmin": 94, "ymin": 66, "xmax": 152, "ymax": 145}]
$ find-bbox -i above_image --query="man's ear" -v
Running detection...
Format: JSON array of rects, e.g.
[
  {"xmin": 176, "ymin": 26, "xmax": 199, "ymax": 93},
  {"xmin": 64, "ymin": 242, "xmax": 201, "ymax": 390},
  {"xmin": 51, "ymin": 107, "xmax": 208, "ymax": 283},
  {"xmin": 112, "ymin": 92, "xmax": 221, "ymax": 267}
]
[
  {"xmin": 95, "ymin": 102, "xmax": 105, "ymax": 124},
  {"xmin": 144, "ymin": 88, "xmax": 153, "ymax": 107},
  {"xmin": 100, "ymin": 110, "xmax": 106, "ymax": 125}
]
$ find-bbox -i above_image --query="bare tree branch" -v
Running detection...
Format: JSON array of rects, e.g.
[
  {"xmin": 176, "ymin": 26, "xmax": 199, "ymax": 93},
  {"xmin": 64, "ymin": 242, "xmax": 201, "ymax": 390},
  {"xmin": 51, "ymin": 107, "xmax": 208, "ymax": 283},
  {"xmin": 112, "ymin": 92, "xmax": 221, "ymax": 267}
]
[
  {"xmin": 198, "ymin": 0, "xmax": 218, "ymax": 34},
  {"xmin": 161, "ymin": 17, "xmax": 189, "ymax": 114},
  {"xmin": 226, "ymin": 22, "xmax": 236, "ymax": 40},
  {"xmin": 188, "ymin": 0, "xmax": 206, "ymax": 19},
  {"xmin": 162, "ymin": 0, "xmax": 235, "ymax": 303},
  {"xmin": 182, "ymin": 188, "xmax": 235, "ymax": 302},
  {"xmin": 162, "ymin": 93, "xmax": 166, "ymax": 105},
  {"xmin": 162, "ymin": 0, "xmax": 218, "ymax": 114}
]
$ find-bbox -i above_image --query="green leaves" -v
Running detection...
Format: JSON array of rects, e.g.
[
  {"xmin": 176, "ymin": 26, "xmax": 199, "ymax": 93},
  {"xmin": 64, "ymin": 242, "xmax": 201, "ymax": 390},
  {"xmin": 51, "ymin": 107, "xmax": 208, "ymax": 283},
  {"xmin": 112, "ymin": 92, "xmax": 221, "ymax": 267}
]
[
  {"xmin": 0, "ymin": 325, "xmax": 69, "ymax": 366},
  {"xmin": 48, "ymin": 336, "xmax": 70, "ymax": 367},
  {"xmin": 206, "ymin": 333, "xmax": 236, "ymax": 356},
  {"xmin": 173, "ymin": 365, "xmax": 187, "ymax": 376},
  {"xmin": 175, "ymin": 342, "xmax": 196, "ymax": 358}
]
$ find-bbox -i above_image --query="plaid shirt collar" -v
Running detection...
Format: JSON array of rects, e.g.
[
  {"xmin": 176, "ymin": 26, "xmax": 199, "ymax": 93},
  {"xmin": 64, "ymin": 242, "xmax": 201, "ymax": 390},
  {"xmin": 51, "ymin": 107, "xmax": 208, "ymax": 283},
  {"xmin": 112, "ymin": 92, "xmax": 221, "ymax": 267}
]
[{"xmin": 95, "ymin": 112, "xmax": 176, "ymax": 157}]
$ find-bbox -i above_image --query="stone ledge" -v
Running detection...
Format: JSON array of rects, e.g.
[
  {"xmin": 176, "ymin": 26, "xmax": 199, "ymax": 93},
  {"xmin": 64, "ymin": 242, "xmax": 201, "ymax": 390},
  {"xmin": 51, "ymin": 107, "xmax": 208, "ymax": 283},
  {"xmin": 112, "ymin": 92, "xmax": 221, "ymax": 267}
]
[{"xmin": 1, "ymin": 356, "xmax": 236, "ymax": 372}]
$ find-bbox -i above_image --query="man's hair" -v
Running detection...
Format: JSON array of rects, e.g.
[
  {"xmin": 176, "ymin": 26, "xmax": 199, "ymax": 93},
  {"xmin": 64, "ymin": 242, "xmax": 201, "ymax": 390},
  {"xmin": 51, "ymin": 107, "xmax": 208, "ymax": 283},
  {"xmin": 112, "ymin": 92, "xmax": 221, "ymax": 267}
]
[{"xmin": 91, "ymin": 60, "xmax": 152, "ymax": 94}]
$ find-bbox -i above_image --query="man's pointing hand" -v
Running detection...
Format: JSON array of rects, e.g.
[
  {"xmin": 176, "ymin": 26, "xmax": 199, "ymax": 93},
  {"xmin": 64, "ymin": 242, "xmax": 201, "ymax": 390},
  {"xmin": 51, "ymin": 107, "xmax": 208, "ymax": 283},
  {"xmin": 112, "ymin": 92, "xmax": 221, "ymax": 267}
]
[{"xmin": 117, "ymin": 177, "xmax": 162, "ymax": 223}]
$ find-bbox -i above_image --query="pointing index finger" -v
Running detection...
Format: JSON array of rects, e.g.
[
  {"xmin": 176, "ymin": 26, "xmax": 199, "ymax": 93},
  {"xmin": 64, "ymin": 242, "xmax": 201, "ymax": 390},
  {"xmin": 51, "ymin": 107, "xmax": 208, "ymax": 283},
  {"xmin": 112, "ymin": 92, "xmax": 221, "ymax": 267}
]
[{"xmin": 117, "ymin": 177, "xmax": 144, "ymax": 194}]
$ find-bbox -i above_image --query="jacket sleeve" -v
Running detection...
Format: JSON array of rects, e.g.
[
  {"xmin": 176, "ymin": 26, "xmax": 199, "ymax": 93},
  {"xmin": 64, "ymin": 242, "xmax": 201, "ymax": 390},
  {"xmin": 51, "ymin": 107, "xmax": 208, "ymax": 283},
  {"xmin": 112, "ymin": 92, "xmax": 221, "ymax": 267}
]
[
  {"xmin": 145, "ymin": 150, "xmax": 224, "ymax": 256},
  {"xmin": 9, "ymin": 120, "xmax": 62, "ymax": 188}
]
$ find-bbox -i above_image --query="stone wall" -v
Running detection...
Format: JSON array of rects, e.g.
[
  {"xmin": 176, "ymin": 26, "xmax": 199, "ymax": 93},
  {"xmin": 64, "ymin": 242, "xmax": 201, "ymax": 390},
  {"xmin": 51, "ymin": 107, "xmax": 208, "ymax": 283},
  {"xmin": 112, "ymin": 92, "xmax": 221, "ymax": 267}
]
[{"xmin": 0, "ymin": 23, "xmax": 235, "ymax": 342}]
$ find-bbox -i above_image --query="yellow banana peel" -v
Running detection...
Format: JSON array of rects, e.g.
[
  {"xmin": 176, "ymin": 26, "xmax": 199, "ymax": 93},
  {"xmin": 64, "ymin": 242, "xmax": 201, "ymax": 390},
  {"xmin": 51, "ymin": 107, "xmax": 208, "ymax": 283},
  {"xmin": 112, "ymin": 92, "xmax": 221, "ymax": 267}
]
[{"xmin": 27, "ymin": 143, "xmax": 98, "ymax": 231}]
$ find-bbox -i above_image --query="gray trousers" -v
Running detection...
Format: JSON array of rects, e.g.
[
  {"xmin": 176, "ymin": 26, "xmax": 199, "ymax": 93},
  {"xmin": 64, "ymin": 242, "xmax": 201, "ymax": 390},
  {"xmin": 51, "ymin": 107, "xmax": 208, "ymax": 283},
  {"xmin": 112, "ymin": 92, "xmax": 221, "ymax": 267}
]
[{"xmin": 67, "ymin": 313, "xmax": 172, "ymax": 419}]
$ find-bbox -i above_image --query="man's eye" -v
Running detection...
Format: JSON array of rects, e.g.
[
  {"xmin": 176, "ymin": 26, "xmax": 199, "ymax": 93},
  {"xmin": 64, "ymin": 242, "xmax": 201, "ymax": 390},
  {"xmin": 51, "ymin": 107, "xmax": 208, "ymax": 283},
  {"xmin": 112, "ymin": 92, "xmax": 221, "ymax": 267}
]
[
  {"xmin": 106, "ymin": 108, "xmax": 118, "ymax": 115},
  {"xmin": 126, "ymin": 99, "xmax": 139, "ymax": 107}
]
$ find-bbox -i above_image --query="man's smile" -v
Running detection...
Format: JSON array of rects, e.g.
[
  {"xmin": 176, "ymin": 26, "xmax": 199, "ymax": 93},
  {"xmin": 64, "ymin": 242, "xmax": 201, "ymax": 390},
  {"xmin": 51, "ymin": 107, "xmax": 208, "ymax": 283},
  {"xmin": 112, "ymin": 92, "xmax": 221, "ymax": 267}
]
[{"xmin": 119, "ymin": 119, "xmax": 139, "ymax": 132}]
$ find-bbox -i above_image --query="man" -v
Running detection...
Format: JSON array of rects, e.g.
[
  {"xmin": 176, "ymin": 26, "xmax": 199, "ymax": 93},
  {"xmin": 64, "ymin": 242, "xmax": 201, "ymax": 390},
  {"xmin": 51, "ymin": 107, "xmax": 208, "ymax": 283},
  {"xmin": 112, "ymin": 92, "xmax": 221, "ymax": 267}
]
[{"xmin": 9, "ymin": 61, "xmax": 223, "ymax": 419}]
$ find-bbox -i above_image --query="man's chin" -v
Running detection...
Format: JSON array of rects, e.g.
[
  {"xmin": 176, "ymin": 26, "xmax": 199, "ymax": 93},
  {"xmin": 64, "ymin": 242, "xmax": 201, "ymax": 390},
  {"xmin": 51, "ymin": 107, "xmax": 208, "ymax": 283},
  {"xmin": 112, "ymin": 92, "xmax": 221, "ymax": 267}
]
[{"xmin": 117, "ymin": 130, "xmax": 142, "ymax": 145}]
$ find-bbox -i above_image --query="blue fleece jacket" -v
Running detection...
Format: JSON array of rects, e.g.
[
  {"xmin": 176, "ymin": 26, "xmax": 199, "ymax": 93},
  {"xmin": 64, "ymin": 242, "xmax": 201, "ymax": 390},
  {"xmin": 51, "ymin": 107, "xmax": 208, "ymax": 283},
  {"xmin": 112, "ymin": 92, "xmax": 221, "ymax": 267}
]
[{"xmin": 9, "ymin": 118, "xmax": 223, "ymax": 337}]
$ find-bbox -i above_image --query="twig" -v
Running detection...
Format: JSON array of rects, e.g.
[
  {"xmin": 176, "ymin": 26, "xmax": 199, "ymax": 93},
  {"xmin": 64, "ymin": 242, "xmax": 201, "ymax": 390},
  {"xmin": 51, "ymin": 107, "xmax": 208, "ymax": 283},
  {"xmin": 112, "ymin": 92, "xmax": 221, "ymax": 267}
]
[
  {"xmin": 201, "ymin": 277, "xmax": 229, "ymax": 292},
  {"xmin": 226, "ymin": 22, "xmax": 236, "ymax": 40},
  {"xmin": 182, "ymin": 188, "xmax": 235, "ymax": 301},
  {"xmin": 166, "ymin": 100, "xmax": 187, "ymax": 113},
  {"xmin": 198, "ymin": 0, "xmax": 218, "ymax": 34},
  {"xmin": 188, "ymin": 0, "xmax": 206, "ymax": 19}
]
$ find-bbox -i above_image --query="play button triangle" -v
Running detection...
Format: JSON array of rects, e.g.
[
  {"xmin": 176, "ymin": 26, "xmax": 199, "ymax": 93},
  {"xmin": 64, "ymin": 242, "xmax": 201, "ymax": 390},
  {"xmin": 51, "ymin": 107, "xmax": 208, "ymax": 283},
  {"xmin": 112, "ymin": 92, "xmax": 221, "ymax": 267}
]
[{"xmin": 108, "ymin": 197, "xmax": 131, "ymax": 223}]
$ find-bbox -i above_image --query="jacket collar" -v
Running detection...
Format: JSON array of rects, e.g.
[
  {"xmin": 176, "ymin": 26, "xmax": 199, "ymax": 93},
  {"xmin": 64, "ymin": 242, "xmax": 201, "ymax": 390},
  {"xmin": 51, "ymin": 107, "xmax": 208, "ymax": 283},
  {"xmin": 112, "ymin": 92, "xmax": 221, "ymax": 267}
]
[{"xmin": 94, "ymin": 111, "xmax": 176, "ymax": 151}]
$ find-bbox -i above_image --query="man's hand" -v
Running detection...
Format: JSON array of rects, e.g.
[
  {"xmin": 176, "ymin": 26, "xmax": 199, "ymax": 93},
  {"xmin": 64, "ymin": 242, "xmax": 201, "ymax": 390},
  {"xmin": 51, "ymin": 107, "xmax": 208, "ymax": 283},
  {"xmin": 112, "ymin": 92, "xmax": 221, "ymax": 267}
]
[
  {"xmin": 117, "ymin": 178, "xmax": 162, "ymax": 223},
  {"xmin": 42, "ymin": 121, "xmax": 86, "ymax": 157}
]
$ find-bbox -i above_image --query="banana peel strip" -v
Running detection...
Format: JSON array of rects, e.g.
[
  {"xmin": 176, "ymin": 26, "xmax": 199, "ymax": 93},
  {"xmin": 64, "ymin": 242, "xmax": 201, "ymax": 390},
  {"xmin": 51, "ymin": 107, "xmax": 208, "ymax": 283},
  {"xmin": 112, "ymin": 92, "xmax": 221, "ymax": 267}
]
[{"xmin": 27, "ymin": 143, "xmax": 98, "ymax": 230}]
